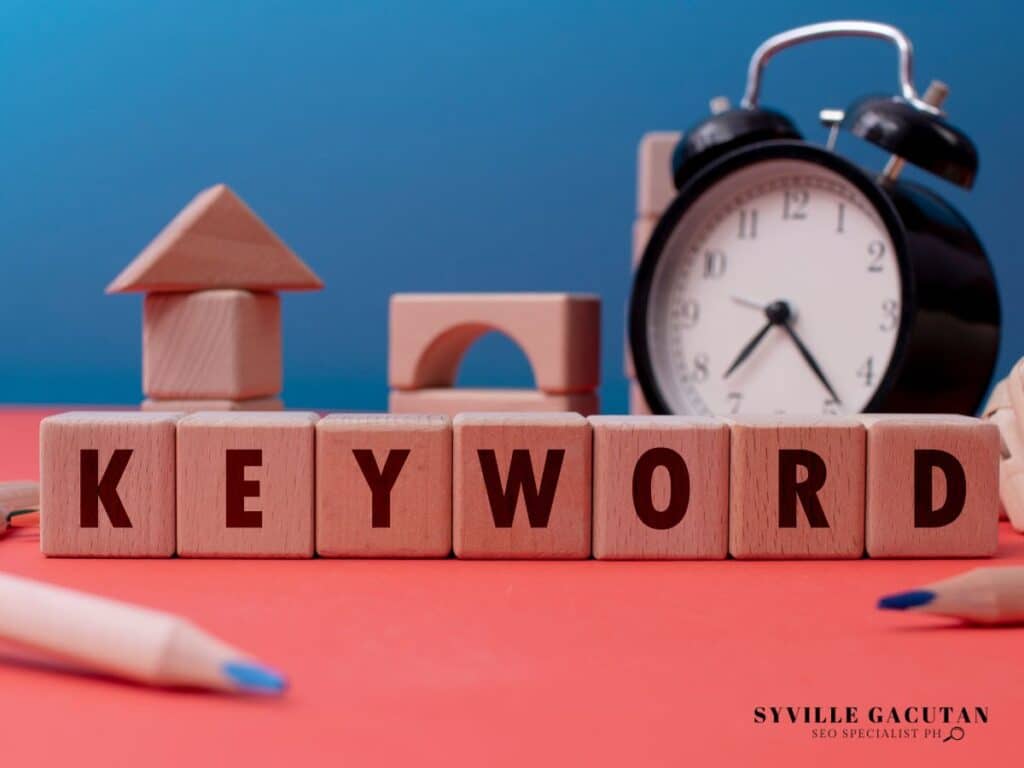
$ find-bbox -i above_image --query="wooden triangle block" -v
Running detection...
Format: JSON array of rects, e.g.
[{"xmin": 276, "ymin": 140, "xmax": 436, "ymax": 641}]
[{"xmin": 107, "ymin": 184, "xmax": 323, "ymax": 293}]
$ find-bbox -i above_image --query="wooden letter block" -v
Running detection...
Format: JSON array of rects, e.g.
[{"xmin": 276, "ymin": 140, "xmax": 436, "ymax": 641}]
[
  {"xmin": 590, "ymin": 416, "xmax": 728, "ymax": 559},
  {"xmin": 316, "ymin": 414, "xmax": 452, "ymax": 557},
  {"xmin": 40, "ymin": 412, "xmax": 180, "ymax": 557},
  {"xmin": 729, "ymin": 417, "xmax": 865, "ymax": 559},
  {"xmin": 176, "ymin": 412, "xmax": 317, "ymax": 557},
  {"xmin": 453, "ymin": 413, "xmax": 591, "ymax": 559},
  {"xmin": 863, "ymin": 415, "xmax": 999, "ymax": 557},
  {"xmin": 144, "ymin": 290, "xmax": 281, "ymax": 399}
]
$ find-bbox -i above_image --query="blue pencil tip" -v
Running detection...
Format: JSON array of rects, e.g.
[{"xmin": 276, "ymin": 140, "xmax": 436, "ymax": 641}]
[
  {"xmin": 877, "ymin": 589, "xmax": 937, "ymax": 611},
  {"xmin": 222, "ymin": 661, "xmax": 288, "ymax": 695}
]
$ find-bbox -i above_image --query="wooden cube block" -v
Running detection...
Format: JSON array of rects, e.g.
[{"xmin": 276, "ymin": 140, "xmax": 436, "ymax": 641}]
[
  {"xmin": 636, "ymin": 132, "xmax": 682, "ymax": 218},
  {"xmin": 389, "ymin": 388, "xmax": 598, "ymax": 417},
  {"xmin": 590, "ymin": 416, "xmax": 728, "ymax": 559},
  {"xmin": 453, "ymin": 413, "xmax": 591, "ymax": 558},
  {"xmin": 40, "ymin": 412, "xmax": 181, "ymax": 557},
  {"xmin": 389, "ymin": 293, "xmax": 600, "ymax": 394},
  {"xmin": 729, "ymin": 416, "xmax": 865, "ymax": 559},
  {"xmin": 176, "ymin": 411, "xmax": 317, "ymax": 557},
  {"xmin": 863, "ymin": 415, "xmax": 999, "ymax": 557},
  {"xmin": 316, "ymin": 414, "xmax": 452, "ymax": 557},
  {"xmin": 142, "ymin": 396, "xmax": 283, "ymax": 413},
  {"xmin": 632, "ymin": 216, "xmax": 657, "ymax": 268},
  {"xmin": 144, "ymin": 290, "xmax": 281, "ymax": 399}
]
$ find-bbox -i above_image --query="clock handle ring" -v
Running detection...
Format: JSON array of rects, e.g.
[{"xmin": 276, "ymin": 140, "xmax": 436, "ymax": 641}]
[{"xmin": 741, "ymin": 20, "xmax": 938, "ymax": 115}]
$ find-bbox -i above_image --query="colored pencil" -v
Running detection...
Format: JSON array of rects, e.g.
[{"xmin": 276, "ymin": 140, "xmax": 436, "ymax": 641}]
[
  {"xmin": 0, "ymin": 481, "xmax": 39, "ymax": 534},
  {"xmin": 878, "ymin": 566, "xmax": 1024, "ymax": 624},
  {"xmin": 0, "ymin": 572, "xmax": 287, "ymax": 694}
]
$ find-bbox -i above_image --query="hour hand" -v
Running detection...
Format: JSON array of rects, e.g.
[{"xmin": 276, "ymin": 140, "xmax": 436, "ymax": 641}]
[{"xmin": 723, "ymin": 320, "xmax": 773, "ymax": 379}]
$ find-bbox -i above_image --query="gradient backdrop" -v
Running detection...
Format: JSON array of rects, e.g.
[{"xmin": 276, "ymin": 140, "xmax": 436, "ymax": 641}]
[{"xmin": 2, "ymin": 1, "xmax": 1019, "ymax": 412}]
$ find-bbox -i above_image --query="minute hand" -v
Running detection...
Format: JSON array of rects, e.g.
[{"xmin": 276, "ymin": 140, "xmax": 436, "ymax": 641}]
[{"xmin": 779, "ymin": 321, "xmax": 842, "ymax": 405}]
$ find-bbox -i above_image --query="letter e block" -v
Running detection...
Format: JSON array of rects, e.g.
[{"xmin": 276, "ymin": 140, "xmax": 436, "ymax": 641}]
[
  {"xmin": 590, "ymin": 416, "xmax": 729, "ymax": 559},
  {"xmin": 40, "ymin": 412, "xmax": 181, "ymax": 557},
  {"xmin": 453, "ymin": 413, "xmax": 591, "ymax": 558},
  {"xmin": 863, "ymin": 415, "xmax": 999, "ymax": 557},
  {"xmin": 316, "ymin": 414, "xmax": 452, "ymax": 557},
  {"xmin": 729, "ymin": 417, "xmax": 865, "ymax": 559},
  {"xmin": 176, "ymin": 412, "xmax": 317, "ymax": 557}
]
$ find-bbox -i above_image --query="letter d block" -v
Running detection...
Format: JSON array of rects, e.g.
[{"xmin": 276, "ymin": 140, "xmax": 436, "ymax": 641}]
[
  {"xmin": 453, "ymin": 413, "xmax": 591, "ymax": 558},
  {"xmin": 40, "ymin": 412, "xmax": 181, "ymax": 557},
  {"xmin": 863, "ymin": 415, "xmax": 999, "ymax": 557},
  {"xmin": 729, "ymin": 417, "xmax": 866, "ymax": 559},
  {"xmin": 590, "ymin": 416, "xmax": 729, "ymax": 559},
  {"xmin": 176, "ymin": 412, "xmax": 317, "ymax": 557},
  {"xmin": 316, "ymin": 414, "xmax": 452, "ymax": 557}
]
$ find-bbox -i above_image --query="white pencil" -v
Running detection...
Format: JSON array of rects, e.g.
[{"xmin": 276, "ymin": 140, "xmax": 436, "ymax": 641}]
[
  {"xmin": 0, "ymin": 572, "xmax": 287, "ymax": 694},
  {"xmin": 878, "ymin": 566, "xmax": 1024, "ymax": 624}
]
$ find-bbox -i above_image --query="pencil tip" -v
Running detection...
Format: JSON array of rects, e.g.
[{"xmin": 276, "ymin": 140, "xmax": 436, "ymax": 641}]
[
  {"xmin": 877, "ymin": 589, "xmax": 936, "ymax": 611},
  {"xmin": 222, "ymin": 661, "xmax": 288, "ymax": 695}
]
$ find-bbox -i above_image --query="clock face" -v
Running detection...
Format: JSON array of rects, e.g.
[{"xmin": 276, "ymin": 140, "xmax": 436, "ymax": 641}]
[{"xmin": 639, "ymin": 157, "xmax": 903, "ymax": 416}]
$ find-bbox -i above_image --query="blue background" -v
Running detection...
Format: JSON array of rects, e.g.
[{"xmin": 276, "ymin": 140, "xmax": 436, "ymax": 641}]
[{"xmin": 2, "ymin": 1, "xmax": 1019, "ymax": 412}]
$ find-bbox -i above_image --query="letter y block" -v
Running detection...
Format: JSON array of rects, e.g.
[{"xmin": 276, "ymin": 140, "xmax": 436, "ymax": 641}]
[{"xmin": 41, "ymin": 412, "xmax": 182, "ymax": 557}]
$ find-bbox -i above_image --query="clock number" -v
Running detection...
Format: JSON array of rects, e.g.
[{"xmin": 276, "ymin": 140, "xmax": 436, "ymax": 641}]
[
  {"xmin": 822, "ymin": 398, "xmax": 840, "ymax": 415},
  {"xmin": 738, "ymin": 208, "xmax": 758, "ymax": 239},
  {"xmin": 683, "ymin": 353, "xmax": 710, "ymax": 383},
  {"xmin": 674, "ymin": 299, "xmax": 700, "ymax": 328},
  {"xmin": 727, "ymin": 391, "xmax": 743, "ymax": 415},
  {"xmin": 703, "ymin": 249, "xmax": 727, "ymax": 279},
  {"xmin": 867, "ymin": 240, "xmax": 886, "ymax": 272},
  {"xmin": 782, "ymin": 188, "xmax": 808, "ymax": 220},
  {"xmin": 857, "ymin": 356, "xmax": 876, "ymax": 388},
  {"xmin": 836, "ymin": 203, "xmax": 846, "ymax": 234},
  {"xmin": 880, "ymin": 299, "xmax": 899, "ymax": 331}
]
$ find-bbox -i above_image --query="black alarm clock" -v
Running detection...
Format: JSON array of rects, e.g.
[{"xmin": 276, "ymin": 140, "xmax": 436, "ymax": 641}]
[{"xmin": 629, "ymin": 20, "xmax": 1000, "ymax": 417}]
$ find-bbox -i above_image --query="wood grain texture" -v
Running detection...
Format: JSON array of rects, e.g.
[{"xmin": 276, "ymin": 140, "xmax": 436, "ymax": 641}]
[
  {"xmin": 143, "ymin": 290, "xmax": 282, "ymax": 399},
  {"xmin": 142, "ymin": 396, "xmax": 283, "ymax": 413},
  {"xmin": 389, "ymin": 293, "xmax": 600, "ymax": 394},
  {"xmin": 728, "ymin": 416, "xmax": 866, "ymax": 559},
  {"xmin": 590, "ymin": 416, "xmax": 729, "ymax": 559},
  {"xmin": 107, "ymin": 184, "xmax": 322, "ymax": 293},
  {"xmin": 862, "ymin": 414, "xmax": 999, "ymax": 557},
  {"xmin": 453, "ymin": 412, "xmax": 591, "ymax": 559},
  {"xmin": 40, "ymin": 412, "xmax": 181, "ymax": 557},
  {"xmin": 176, "ymin": 411, "xmax": 317, "ymax": 558},
  {"xmin": 989, "ymin": 407, "xmax": 1024, "ymax": 530},
  {"xmin": 636, "ymin": 131, "xmax": 682, "ymax": 218},
  {"xmin": 316, "ymin": 414, "xmax": 452, "ymax": 557},
  {"xmin": 389, "ymin": 388, "xmax": 598, "ymax": 417}
]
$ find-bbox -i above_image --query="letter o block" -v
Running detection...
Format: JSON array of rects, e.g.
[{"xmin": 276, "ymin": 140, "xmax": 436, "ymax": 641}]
[
  {"xmin": 862, "ymin": 415, "xmax": 999, "ymax": 557},
  {"xmin": 590, "ymin": 416, "xmax": 729, "ymax": 559},
  {"xmin": 176, "ymin": 412, "xmax": 317, "ymax": 557},
  {"xmin": 453, "ymin": 413, "xmax": 592, "ymax": 559},
  {"xmin": 729, "ymin": 417, "xmax": 866, "ymax": 559},
  {"xmin": 40, "ymin": 412, "xmax": 181, "ymax": 557}
]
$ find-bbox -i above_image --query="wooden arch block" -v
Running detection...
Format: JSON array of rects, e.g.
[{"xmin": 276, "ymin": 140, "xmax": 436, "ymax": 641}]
[{"xmin": 389, "ymin": 293, "xmax": 600, "ymax": 394}]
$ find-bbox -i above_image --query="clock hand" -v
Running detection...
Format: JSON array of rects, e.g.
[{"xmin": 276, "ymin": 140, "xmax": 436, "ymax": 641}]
[
  {"xmin": 779, "ymin": 321, "xmax": 843, "ymax": 405},
  {"xmin": 722, "ymin": 300, "xmax": 793, "ymax": 379},
  {"xmin": 730, "ymin": 295, "xmax": 767, "ymax": 311}
]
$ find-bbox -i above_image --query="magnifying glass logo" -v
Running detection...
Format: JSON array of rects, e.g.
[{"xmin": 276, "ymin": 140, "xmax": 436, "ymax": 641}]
[{"xmin": 942, "ymin": 726, "xmax": 965, "ymax": 743}]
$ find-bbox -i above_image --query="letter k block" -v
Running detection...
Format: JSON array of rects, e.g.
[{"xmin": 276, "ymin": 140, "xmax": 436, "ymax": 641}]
[
  {"xmin": 453, "ymin": 413, "xmax": 592, "ymax": 559},
  {"xmin": 41, "ymin": 412, "xmax": 183, "ymax": 557}
]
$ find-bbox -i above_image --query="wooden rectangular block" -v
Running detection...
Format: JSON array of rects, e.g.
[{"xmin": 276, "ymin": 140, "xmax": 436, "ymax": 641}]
[
  {"xmin": 144, "ymin": 289, "xmax": 282, "ymax": 399},
  {"xmin": 142, "ymin": 396, "xmax": 283, "ymax": 413},
  {"xmin": 729, "ymin": 416, "xmax": 865, "ymax": 559},
  {"xmin": 590, "ymin": 416, "xmax": 728, "ymax": 559},
  {"xmin": 316, "ymin": 414, "xmax": 452, "ymax": 557},
  {"xmin": 389, "ymin": 388, "xmax": 598, "ymax": 417},
  {"xmin": 453, "ymin": 413, "xmax": 591, "ymax": 558},
  {"xmin": 176, "ymin": 411, "xmax": 317, "ymax": 557},
  {"xmin": 40, "ymin": 412, "xmax": 180, "ymax": 557},
  {"xmin": 863, "ymin": 415, "xmax": 999, "ymax": 557},
  {"xmin": 636, "ymin": 132, "xmax": 681, "ymax": 218}
]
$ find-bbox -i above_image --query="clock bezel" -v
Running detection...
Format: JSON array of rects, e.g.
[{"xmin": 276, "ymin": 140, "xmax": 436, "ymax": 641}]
[{"xmin": 629, "ymin": 140, "xmax": 914, "ymax": 416}]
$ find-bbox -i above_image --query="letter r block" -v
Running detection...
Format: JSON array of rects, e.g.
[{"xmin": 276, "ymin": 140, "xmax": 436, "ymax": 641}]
[
  {"xmin": 316, "ymin": 414, "xmax": 452, "ymax": 557},
  {"xmin": 862, "ymin": 415, "xmax": 999, "ymax": 557},
  {"xmin": 590, "ymin": 416, "xmax": 729, "ymax": 559},
  {"xmin": 729, "ymin": 417, "xmax": 866, "ymax": 559},
  {"xmin": 453, "ymin": 413, "xmax": 591, "ymax": 558},
  {"xmin": 40, "ymin": 412, "xmax": 181, "ymax": 557},
  {"xmin": 176, "ymin": 412, "xmax": 317, "ymax": 557}
]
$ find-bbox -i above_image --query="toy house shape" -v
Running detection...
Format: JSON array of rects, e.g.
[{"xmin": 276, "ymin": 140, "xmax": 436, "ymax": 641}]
[{"xmin": 108, "ymin": 184, "xmax": 323, "ymax": 411}]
